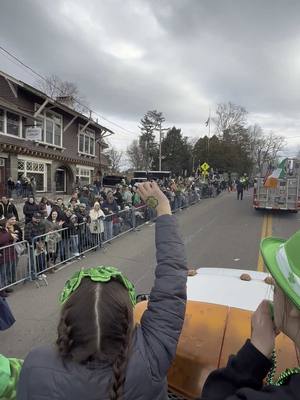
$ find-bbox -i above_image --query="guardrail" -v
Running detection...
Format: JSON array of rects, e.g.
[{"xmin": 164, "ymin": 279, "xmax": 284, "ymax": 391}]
[
  {"xmin": 0, "ymin": 190, "xmax": 202, "ymax": 290},
  {"xmin": 0, "ymin": 240, "xmax": 31, "ymax": 291}
]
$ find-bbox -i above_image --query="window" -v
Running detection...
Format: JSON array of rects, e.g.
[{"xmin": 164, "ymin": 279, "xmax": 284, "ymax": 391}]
[
  {"xmin": 6, "ymin": 111, "xmax": 20, "ymax": 136},
  {"xmin": 55, "ymin": 169, "xmax": 66, "ymax": 192},
  {"xmin": 76, "ymin": 166, "xmax": 93, "ymax": 185},
  {"xmin": 79, "ymin": 134, "xmax": 84, "ymax": 152},
  {"xmin": 34, "ymin": 105, "xmax": 63, "ymax": 147},
  {"xmin": 78, "ymin": 126, "xmax": 95, "ymax": 156},
  {"xmin": 18, "ymin": 159, "xmax": 46, "ymax": 192},
  {"xmin": 0, "ymin": 108, "xmax": 21, "ymax": 137},
  {"xmin": 0, "ymin": 109, "xmax": 4, "ymax": 132},
  {"xmin": 46, "ymin": 119, "xmax": 54, "ymax": 144}
]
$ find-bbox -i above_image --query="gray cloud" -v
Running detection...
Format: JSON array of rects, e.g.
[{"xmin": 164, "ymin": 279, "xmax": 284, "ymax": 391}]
[{"xmin": 1, "ymin": 0, "xmax": 300, "ymax": 150}]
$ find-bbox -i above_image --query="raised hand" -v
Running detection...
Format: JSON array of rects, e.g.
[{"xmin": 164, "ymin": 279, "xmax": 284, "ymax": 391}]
[
  {"xmin": 137, "ymin": 181, "xmax": 171, "ymax": 217},
  {"xmin": 251, "ymin": 300, "xmax": 278, "ymax": 358}
]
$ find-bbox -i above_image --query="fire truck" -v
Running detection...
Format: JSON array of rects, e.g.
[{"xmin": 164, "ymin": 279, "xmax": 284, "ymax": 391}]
[{"xmin": 253, "ymin": 158, "xmax": 300, "ymax": 212}]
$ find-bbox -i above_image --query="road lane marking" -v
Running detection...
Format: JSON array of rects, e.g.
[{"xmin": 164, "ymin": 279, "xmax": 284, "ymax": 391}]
[{"xmin": 257, "ymin": 214, "xmax": 273, "ymax": 272}]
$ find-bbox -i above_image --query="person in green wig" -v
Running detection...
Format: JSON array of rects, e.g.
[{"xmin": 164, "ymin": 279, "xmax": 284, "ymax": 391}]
[
  {"xmin": 201, "ymin": 230, "xmax": 300, "ymax": 399},
  {"xmin": 16, "ymin": 181, "xmax": 188, "ymax": 400}
]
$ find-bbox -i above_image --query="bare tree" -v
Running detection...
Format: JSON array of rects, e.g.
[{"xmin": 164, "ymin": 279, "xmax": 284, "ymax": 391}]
[
  {"xmin": 214, "ymin": 102, "xmax": 248, "ymax": 135},
  {"xmin": 105, "ymin": 147, "xmax": 123, "ymax": 173},
  {"xmin": 35, "ymin": 74, "xmax": 89, "ymax": 115},
  {"xmin": 248, "ymin": 125, "xmax": 286, "ymax": 175},
  {"xmin": 126, "ymin": 139, "xmax": 144, "ymax": 170}
]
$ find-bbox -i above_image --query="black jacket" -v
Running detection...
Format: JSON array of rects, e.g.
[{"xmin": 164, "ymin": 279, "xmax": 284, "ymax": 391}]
[
  {"xmin": 201, "ymin": 340, "xmax": 300, "ymax": 400},
  {"xmin": 23, "ymin": 202, "xmax": 39, "ymax": 224},
  {"xmin": 0, "ymin": 202, "xmax": 19, "ymax": 221},
  {"xmin": 17, "ymin": 215, "xmax": 187, "ymax": 400}
]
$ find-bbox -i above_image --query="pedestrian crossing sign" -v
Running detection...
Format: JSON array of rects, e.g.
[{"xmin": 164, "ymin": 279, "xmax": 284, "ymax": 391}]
[{"xmin": 201, "ymin": 162, "xmax": 210, "ymax": 171}]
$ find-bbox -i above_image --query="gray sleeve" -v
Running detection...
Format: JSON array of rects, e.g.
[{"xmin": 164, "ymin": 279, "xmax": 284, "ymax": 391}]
[
  {"xmin": 16, "ymin": 364, "xmax": 29, "ymax": 400},
  {"xmin": 140, "ymin": 214, "xmax": 187, "ymax": 381}
]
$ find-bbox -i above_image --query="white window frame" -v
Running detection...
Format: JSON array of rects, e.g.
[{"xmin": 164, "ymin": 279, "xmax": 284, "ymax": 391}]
[
  {"xmin": 78, "ymin": 125, "xmax": 96, "ymax": 157},
  {"xmin": 75, "ymin": 165, "xmax": 94, "ymax": 184},
  {"xmin": 0, "ymin": 107, "xmax": 22, "ymax": 138},
  {"xmin": 34, "ymin": 104, "xmax": 63, "ymax": 148},
  {"xmin": 17, "ymin": 158, "xmax": 47, "ymax": 192}
]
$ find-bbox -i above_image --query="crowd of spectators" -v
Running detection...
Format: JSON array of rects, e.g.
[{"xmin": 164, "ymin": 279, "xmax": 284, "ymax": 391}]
[{"xmin": 0, "ymin": 175, "xmax": 232, "ymax": 294}]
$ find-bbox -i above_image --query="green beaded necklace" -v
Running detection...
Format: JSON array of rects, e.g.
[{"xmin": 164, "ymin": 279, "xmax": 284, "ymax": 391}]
[{"xmin": 266, "ymin": 350, "xmax": 300, "ymax": 386}]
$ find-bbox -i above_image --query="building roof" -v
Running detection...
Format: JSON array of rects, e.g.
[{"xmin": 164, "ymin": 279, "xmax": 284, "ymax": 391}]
[{"xmin": 0, "ymin": 70, "xmax": 115, "ymax": 137}]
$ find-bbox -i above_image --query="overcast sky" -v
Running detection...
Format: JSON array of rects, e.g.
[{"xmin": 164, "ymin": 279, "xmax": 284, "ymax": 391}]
[{"xmin": 1, "ymin": 0, "xmax": 300, "ymax": 157}]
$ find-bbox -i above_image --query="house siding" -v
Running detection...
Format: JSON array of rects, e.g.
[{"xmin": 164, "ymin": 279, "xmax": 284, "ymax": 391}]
[{"xmin": 0, "ymin": 73, "xmax": 111, "ymax": 195}]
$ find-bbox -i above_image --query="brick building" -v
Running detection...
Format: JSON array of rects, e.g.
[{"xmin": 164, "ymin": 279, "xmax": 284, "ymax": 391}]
[{"xmin": 0, "ymin": 70, "xmax": 113, "ymax": 195}]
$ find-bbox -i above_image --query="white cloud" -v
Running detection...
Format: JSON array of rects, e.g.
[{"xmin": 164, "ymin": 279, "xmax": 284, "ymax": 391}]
[{"xmin": 1, "ymin": 0, "xmax": 300, "ymax": 150}]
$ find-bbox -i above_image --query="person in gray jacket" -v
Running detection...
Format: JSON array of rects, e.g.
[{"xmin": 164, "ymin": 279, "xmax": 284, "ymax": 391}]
[{"xmin": 17, "ymin": 181, "xmax": 187, "ymax": 400}]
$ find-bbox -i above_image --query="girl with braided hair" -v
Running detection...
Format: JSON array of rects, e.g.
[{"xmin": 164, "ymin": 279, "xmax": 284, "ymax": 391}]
[{"xmin": 17, "ymin": 181, "xmax": 188, "ymax": 400}]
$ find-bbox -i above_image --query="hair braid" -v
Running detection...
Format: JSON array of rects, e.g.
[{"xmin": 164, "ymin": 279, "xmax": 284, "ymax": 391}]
[
  {"xmin": 56, "ymin": 312, "xmax": 74, "ymax": 357},
  {"xmin": 109, "ymin": 322, "xmax": 132, "ymax": 400}
]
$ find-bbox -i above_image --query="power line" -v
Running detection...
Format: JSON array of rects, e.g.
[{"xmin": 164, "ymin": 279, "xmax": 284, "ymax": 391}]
[{"xmin": 0, "ymin": 45, "xmax": 138, "ymax": 136}]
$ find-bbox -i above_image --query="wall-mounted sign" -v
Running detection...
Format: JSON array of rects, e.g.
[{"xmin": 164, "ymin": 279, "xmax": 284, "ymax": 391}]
[{"xmin": 26, "ymin": 127, "xmax": 42, "ymax": 141}]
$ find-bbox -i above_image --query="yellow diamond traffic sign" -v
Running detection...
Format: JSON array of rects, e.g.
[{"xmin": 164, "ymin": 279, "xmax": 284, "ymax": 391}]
[
  {"xmin": 201, "ymin": 162, "xmax": 210, "ymax": 171},
  {"xmin": 202, "ymin": 170, "xmax": 209, "ymax": 176}
]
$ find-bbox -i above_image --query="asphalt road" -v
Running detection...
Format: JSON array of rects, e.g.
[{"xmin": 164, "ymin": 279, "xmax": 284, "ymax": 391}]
[{"xmin": 1, "ymin": 189, "xmax": 299, "ymax": 359}]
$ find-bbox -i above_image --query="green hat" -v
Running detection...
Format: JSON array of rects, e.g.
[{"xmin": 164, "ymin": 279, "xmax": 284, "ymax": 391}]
[
  {"xmin": 260, "ymin": 230, "xmax": 300, "ymax": 309},
  {"xmin": 0, "ymin": 355, "xmax": 23, "ymax": 399}
]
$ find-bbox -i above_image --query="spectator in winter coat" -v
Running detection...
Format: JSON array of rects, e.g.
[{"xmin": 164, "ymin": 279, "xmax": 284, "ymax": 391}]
[
  {"xmin": 75, "ymin": 204, "xmax": 91, "ymax": 255},
  {"xmin": 17, "ymin": 181, "xmax": 187, "ymax": 400},
  {"xmin": 0, "ymin": 197, "xmax": 19, "ymax": 221},
  {"xmin": 236, "ymin": 179, "xmax": 244, "ymax": 201},
  {"xmin": 102, "ymin": 191, "xmax": 119, "ymax": 241},
  {"xmin": 24, "ymin": 212, "xmax": 47, "ymax": 275},
  {"xmin": 23, "ymin": 197, "xmax": 39, "ymax": 224},
  {"xmin": 132, "ymin": 186, "xmax": 142, "ymax": 207},
  {"xmin": 0, "ymin": 219, "xmax": 17, "ymax": 294},
  {"xmin": 89, "ymin": 202, "xmax": 105, "ymax": 247},
  {"xmin": 114, "ymin": 187, "xmax": 124, "ymax": 209},
  {"xmin": 202, "ymin": 230, "xmax": 300, "ymax": 400},
  {"xmin": 6, "ymin": 214, "xmax": 23, "ymax": 243},
  {"xmin": 64, "ymin": 212, "xmax": 80, "ymax": 257},
  {"xmin": 39, "ymin": 197, "xmax": 52, "ymax": 217},
  {"xmin": 79, "ymin": 187, "xmax": 93, "ymax": 210},
  {"xmin": 122, "ymin": 186, "xmax": 133, "ymax": 207},
  {"xmin": 7, "ymin": 178, "xmax": 15, "ymax": 197}
]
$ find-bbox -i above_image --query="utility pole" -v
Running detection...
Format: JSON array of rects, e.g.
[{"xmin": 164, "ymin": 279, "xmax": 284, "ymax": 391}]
[
  {"xmin": 159, "ymin": 121, "xmax": 162, "ymax": 171},
  {"xmin": 158, "ymin": 123, "xmax": 169, "ymax": 171}
]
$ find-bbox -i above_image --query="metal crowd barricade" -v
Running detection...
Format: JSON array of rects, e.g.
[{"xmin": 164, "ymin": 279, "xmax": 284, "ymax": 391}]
[
  {"xmin": 27, "ymin": 194, "xmax": 202, "ymax": 277},
  {"xmin": 0, "ymin": 240, "xmax": 31, "ymax": 291},
  {"xmin": 31, "ymin": 226, "xmax": 79, "ymax": 276}
]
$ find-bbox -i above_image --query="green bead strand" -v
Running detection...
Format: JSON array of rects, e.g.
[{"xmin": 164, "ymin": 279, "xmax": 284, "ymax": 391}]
[{"xmin": 266, "ymin": 350, "xmax": 300, "ymax": 386}]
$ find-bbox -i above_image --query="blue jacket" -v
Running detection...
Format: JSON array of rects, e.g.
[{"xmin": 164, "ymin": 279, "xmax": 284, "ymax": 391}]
[{"xmin": 17, "ymin": 215, "xmax": 187, "ymax": 400}]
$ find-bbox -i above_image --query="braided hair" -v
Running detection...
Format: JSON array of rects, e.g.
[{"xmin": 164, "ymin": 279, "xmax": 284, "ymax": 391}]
[{"xmin": 56, "ymin": 277, "xmax": 133, "ymax": 399}]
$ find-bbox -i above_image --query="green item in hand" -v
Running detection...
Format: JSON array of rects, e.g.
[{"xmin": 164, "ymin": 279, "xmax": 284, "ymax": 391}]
[{"xmin": 145, "ymin": 196, "xmax": 159, "ymax": 209}]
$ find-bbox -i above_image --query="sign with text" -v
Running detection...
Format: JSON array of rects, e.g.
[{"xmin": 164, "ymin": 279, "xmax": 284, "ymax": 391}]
[{"xmin": 26, "ymin": 127, "xmax": 42, "ymax": 141}]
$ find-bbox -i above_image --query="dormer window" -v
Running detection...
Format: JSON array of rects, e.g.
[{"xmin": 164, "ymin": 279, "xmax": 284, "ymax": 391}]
[{"xmin": 78, "ymin": 125, "xmax": 95, "ymax": 156}]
